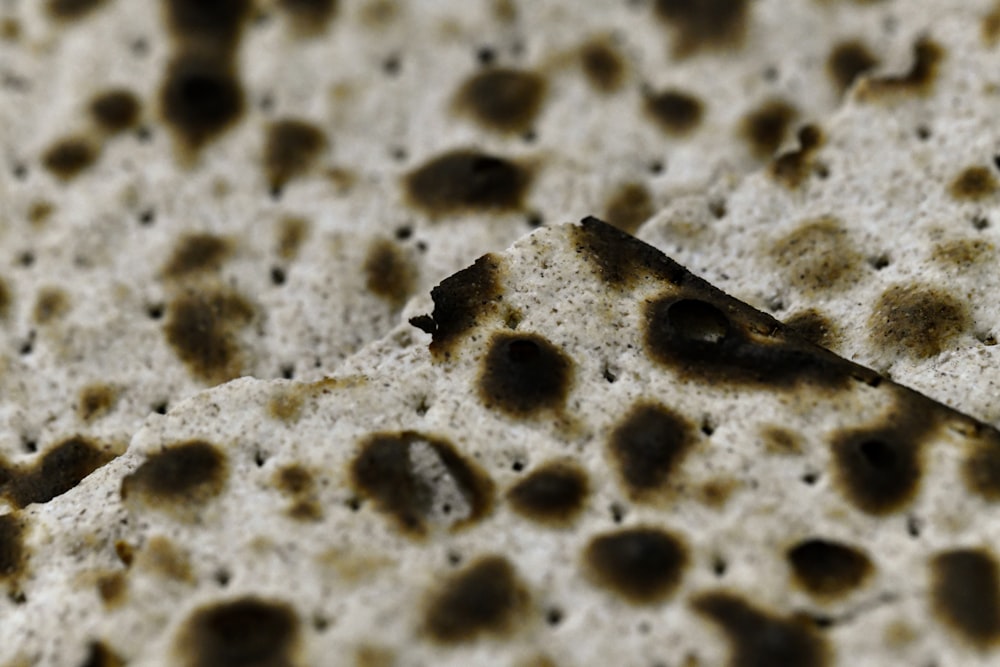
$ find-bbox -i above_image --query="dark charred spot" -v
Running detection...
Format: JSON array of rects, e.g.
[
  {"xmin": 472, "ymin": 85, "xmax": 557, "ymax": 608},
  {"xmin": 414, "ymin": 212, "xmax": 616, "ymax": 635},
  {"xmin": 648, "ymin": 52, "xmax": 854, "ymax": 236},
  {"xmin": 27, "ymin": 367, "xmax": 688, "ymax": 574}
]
[
  {"xmin": 2, "ymin": 437, "xmax": 113, "ymax": 507},
  {"xmin": 644, "ymin": 89, "xmax": 704, "ymax": 136},
  {"xmin": 608, "ymin": 402, "xmax": 694, "ymax": 501},
  {"xmin": 962, "ymin": 431, "xmax": 1000, "ymax": 501},
  {"xmin": 571, "ymin": 216, "xmax": 687, "ymax": 286},
  {"xmin": 860, "ymin": 37, "xmax": 943, "ymax": 99},
  {"xmin": 603, "ymin": 183, "xmax": 654, "ymax": 234},
  {"xmin": 694, "ymin": 592, "xmax": 829, "ymax": 667},
  {"xmin": 364, "ymin": 238, "xmax": 416, "ymax": 306},
  {"xmin": 580, "ymin": 38, "xmax": 626, "ymax": 93},
  {"xmin": 653, "ymin": 0, "xmax": 749, "ymax": 57},
  {"xmin": 163, "ymin": 288, "xmax": 255, "ymax": 383},
  {"xmin": 0, "ymin": 514, "xmax": 25, "ymax": 582},
  {"xmin": 161, "ymin": 53, "xmax": 245, "ymax": 150},
  {"xmin": 45, "ymin": 0, "xmax": 107, "ymax": 21},
  {"xmin": 178, "ymin": 596, "xmax": 300, "ymax": 667},
  {"xmin": 424, "ymin": 556, "xmax": 528, "ymax": 643},
  {"xmin": 277, "ymin": 216, "xmax": 309, "ymax": 260},
  {"xmin": 0, "ymin": 278, "xmax": 9, "ymax": 319},
  {"xmin": 787, "ymin": 539, "xmax": 873, "ymax": 599},
  {"xmin": 163, "ymin": 233, "xmax": 232, "ymax": 279},
  {"xmin": 78, "ymin": 384, "xmax": 116, "ymax": 422},
  {"xmin": 740, "ymin": 99, "xmax": 797, "ymax": 160},
  {"xmin": 584, "ymin": 527, "xmax": 687, "ymax": 604},
  {"xmin": 454, "ymin": 68, "xmax": 546, "ymax": 134},
  {"xmin": 771, "ymin": 217, "xmax": 862, "ymax": 293},
  {"xmin": 404, "ymin": 150, "xmax": 532, "ymax": 215},
  {"xmin": 868, "ymin": 284, "xmax": 969, "ymax": 360},
  {"xmin": 478, "ymin": 333, "xmax": 573, "ymax": 417},
  {"xmin": 770, "ymin": 124, "xmax": 823, "ymax": 188},
  {"xmin": 931, "ymin": 549, "xmax": 1000, "ymax": 647},
  {"xmin": 164, "ymin": 0, "xmax": 251, "ymax": 50},
  {"xmin": 90, "ymin": 89, "xmax": 141, "ymax": 133},
  {"xmin": 120, "ymin": 440, "xmax": 227, "ymax": 506},
  {"xmin": 42, "ymin": 138, "xmax": 97, "ymax": 180},
  {"xmin": 416, "ymin": 254, "xmax": 503, "ymax": 357},
  {"xmin": 507, "ymin": 461, "xmax": 588, "ymax": 525},
  {"xmin": 784, "ymin": 310, "xmax": 839, "ymax": 349},
  {"xmin": 949, "ymin": 166, "xmax": 999, "ymax": 201},
  {"xmin": 827, "ymin": 40, "xmax": 879, "ymax": 93},
  {"xmin": 79, "ymin": 641, "xmax": 125, "ymax": 667},
  {"xmin": 33, "ymin": 287, "xmax": 70, "ymax": 324},
  {"xmin": 264, "ymin": 119, "xmax": 327, "ymax": 192},
  {"xmin": 278, "ymin": 0, "xmax": 339, "ymax": 35},
  {"xmin": 350, "ymin": 431, "xmax": 494, "ymax": 535}
]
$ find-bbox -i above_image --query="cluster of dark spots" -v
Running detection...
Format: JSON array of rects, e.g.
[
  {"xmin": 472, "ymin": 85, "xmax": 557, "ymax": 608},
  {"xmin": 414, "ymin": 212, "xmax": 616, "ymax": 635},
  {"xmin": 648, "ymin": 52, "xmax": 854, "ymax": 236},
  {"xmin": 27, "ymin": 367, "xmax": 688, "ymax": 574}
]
[
  {"xmin": 608, "ymin": 402, "xmax": 694, "ymax": 501},
  {"xmin": 350, "ymin": 431, "xmax": 493, "ymax": 535},
  {"xmin": 163, "ymin": 233, "xmax": 232, "ymax": 279},
  {"xmin": 404, "ymin": 150, "xmax": 533, "ymax": 215},
  {"xmin": 278, "ymin": 0, "xmax": 339, "ymax": 35},
  {"xmin": 412, "ymin": 254, "xmax": 503, "ymax": 357},
  {"xmin": 364, "ymin": 239, "xmax": 417, "ymax": 306},
  {"xmin": 786, "ymin": 539, "xmax": 873, "ymax": 599},
  {"xmin": 507, "ymin": 461, "xmax": 588, "ymax": 525},
  {"xmin": 867, "ymin": 284, "xmax": 969, "ymax": 360},
  {"xmin": 740, "ymin": 99, "xmax": 797, "ymax": 160},
  {"xmin": 784, "ymin": 310, "xmax": 839, "ymax": 349},
  {"xmin": 604, "ymin": 183, "xmax": 654, "ymax": 234},
  {"xmin": 859, "ymin": 37, "xmax": 943, "ymax": 99},
  {"xmin": 571, "ymin": 216, "xmax": 686, "ymax": 287},
  {"xmin": 160, "ymin": 53, "xmax": 245, "ymax": 151},
  {"xmin": 771, "ymin": 217, "xmax": 862, "ymax": 293},
  {"xmin": 264, "ymin": 119, "xmax": 327, "ymax": 193},
  {"xmin": 33, "ymin": 287, "xmax": 70, "ymax": 324},
  {"xmin": 770, "ymin": 124, "xmax": 823, "ymax": 188},
  {"xmin": 89, "ymin": 89, "xmax": 141, "ymax": 134},
  {"xmin": 163, "ymin": 287, "xmax": 255, "ymax": 383},
  {"xmin": 78, "ymin": 383, "xmax": 117, "ymax": 422},
  {"xmin": 0, "ymin": 437, "xmax": 114, "ymax": 507},
  {"xmin": 584, "ymin": 526, "xmax": 687, "ymax": 603},
  {"xmin": 933, "ymin": 238, "xmax": 994, "ymax": 267},
  {"xmin": 177, "ymin": 596, "xmax": 300, "ymax": 667},
  {"xmin": 643, "ymin": 88, "xmax": 704, "ymax": 136},
  {"xmin": 930, "ymin": 548, "xmax": 1000, "ymax": 647},
  {"xmin": 827, "ymin": 40, "xmax": 879, "ymax": 93},
  {"xmin": 579, "ymin": 38, "xmax": 626, "ymax": 92},
  {"xmin": 423, "ymin": 556, "xmax": 529, "ymax": 643},
  {"xmin": 478, "ymin": 332, "xmax": 573, "ymax": 417},
  {"xmin": 275, "ymin": 464, "xmax": 322, "ymax": 521},
  {"xmin": 949, "ymin": 166, "xmax": 999, "ymax": 201},
  {"xmin": 653, "ymin": 0, "xmax": 750, "ymax": 57},
  {"xmin": 454, "ymin": 68, "xmax": 547, "ymax": 134},
  {"xmin": 45, "ymin": 0, "xmax": 108, "ymax": 21},
  {"xmin": 120, "ymin": 440, "xmax": 227, "ymax": 507},
  {"xmin": 0, "ymin": 514, "xmax": 25, "ymax": 583},
  {"xmin": 41, "ymin": 137, "xmax": 98, "ymax": 180},
  {"xmin": 79, "ymin": 640, "xmax": 125, "ymax": 667},
  {"xmin": 961, "ymin": 430, "xmax": 1000, "ymax": 500},
  {"xmin": 694, "ymin": 592, "xmax": 829, "ymax": 667}
]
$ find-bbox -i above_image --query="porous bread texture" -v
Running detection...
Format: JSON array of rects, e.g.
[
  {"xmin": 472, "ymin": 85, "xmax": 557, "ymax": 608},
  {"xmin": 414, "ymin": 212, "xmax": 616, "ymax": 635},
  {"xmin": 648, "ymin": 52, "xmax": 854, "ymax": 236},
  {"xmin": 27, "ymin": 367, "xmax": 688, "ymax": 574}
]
[
  {"xmin": 638, "ymin": 1, "xmax": 1000, "ymax": 426},
  {"xmin": 6, "ymin": 220, "xmax": 1000, "ymax": 667}
]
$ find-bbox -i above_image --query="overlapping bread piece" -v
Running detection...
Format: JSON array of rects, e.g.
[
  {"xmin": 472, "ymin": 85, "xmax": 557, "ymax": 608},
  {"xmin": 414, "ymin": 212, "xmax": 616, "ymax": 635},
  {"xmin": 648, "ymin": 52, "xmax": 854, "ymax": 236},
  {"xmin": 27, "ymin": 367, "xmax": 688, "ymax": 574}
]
[
  {"xmin": 639, "ymin": 2, "xmax": 1000, "ymax": 425},
  {"xmin": 6, "ymin": 219, "xmax": 1000, "ymax": 666}
]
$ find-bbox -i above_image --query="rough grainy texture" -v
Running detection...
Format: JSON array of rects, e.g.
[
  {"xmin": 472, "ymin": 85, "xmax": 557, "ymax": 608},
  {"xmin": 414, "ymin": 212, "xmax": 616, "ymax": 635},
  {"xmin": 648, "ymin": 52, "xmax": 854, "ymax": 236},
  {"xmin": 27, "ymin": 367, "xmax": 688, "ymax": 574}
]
[{"xmin": 4, "ymin": 220, "xmax": 1000, "ymax": 666}]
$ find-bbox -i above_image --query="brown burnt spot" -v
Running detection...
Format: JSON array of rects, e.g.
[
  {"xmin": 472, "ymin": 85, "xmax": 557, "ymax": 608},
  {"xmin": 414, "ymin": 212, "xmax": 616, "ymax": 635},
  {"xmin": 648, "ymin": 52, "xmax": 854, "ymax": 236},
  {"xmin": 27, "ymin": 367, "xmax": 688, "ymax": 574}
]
[
  {"xmin": 161, "ymin": 53, "xmax": 245, "ymax": 151},
  {"xmin": 42, "ymin": 137, "xmax": 97, "ymax": 180},
  {"xmin": 604, "ymin": 182, "xmax": 654, "ymax": 234},
  {"xmin": 949, "ymin": 166, "xmax": 999, "ymax": 201},
  {"xmin": 268, "ymin": 388, "xmax": 305, "ymax": 423},
  {"xmin": 288, "ymin": 499, "xmax": 322, "ymax": 521},
  {"xmin": 276, "ymin": 465, "xmax": 314, "ymax": 495},
  {"xmin": 0, "ymin": 278, "xmax": 9, "ymax": 319},
  {"xmin": 79, "ymin": 641, "xmax": 125, "ymax": 667},
  {"xmin": 0, "ymin": 514, "xmax": 25, "ymax": 583},
  {"xmin": 360, "ymin": 0, "xmax": 398, "ymax": 28},
  {"xmin": 572, "ymin": 216, "xmax": 686, "ymax": 287},
  {"xmin": 90, "ymin": 89, "xmax": 141, "ymax": 134},
  {"xmin": 120, "ymin": 440, "xmax": 227, "ymax": 507},
  {"xmin": 931, "ymin": 548, "xmax": 1000, "ymax": 647},
  {"xmin": 97, "ymin": 572, "xmax": 127, "ymax": 607},
  {"xmin": 164, "ymin": 0, "xmax": 251, "ymax": 50},
  {"xmin": 761, "ymin": 426, "xmax": 802, "ymax": 455},
  {"xmin": 985, "ymin": 2, "xmax": 1000, "ymax": 45},
  {"xmin": 163, "ymin": 288, "xmax": 254, "ymax": 383},
  {"xmin": 163, "ymin": 233, "xmax": 232, "ymax": 279},
  {"xmin": 787, "ymin": 539, "xmax": 873, "ymax": 599},
  {"xmin": 178, "ymin": 596, "xmax": 300, "ymax": 667},
  {"xmin": 114, "ymin": 541, "xmax": 134, "ymax": 567},
  {"xmin": 277, "ymin": 216, "xmax": 309, "ymax": 260},
  {"xmin": 694, "ymin": 592, "xmax": 829, "ymax": 667},
  {"xmin": 454, "ymin": 68, "xmax": 547, "ymax": 134},
  {"xmin": 2, "ymin": 437, "xmax": 114, "ymax": 507},
  {"xmin": 507, "ymin": 461, "xmax": 588, "ymax": 525},
  {"xmin": 478, "ymin": 333, "xmax": 573, "ymax": 417},
  {"xmin": 264, "ymin": 119, "xmax": 327, "ymax": 193},
  {"xmin": 740, "ymin": 100, "xmax": 797, "ymax": 160},
  {"xmin": 858, "ymin": 37, "xmax": 943, "ymax": 99},
  {"xmin": 78, "ymin": 384, "xmax": 117, "ymax": 422},
  {"xmin": 608, "ymin": 402, "xmax": 694, "ymax": 501},
  {"xmin": 827, "ymin": 40, "xmax": 879, "ymax": 93},
  {"xmin": 45, "ymin": 0, "xmax": 108, "ymax": 21},
  {"xmin": 771, "ymin": 217, "xmax": 862, "ymax": 293},
  {"xmin": 584, "ymin": 526, "xmax": 687, "ymax": 604},
  {"xmin": 784, "ymin": 310, "xmax": 839, "ymax": 349},
  {"xmin": 140, "ymin": 536, "xmax": 193, "ymax": 582},
  {"xmin": 962, "ymin": 431, "xmax": 1000, "ymax": 501},
  {"xmin": 696, "ymin": 478, "xmax": 738, "ymax": 508},
  {"xmin": 33, "ymin": 287, "xmax": 70, "ymax": 324},
  {"xmin": 415, "ymin": 253, "xmax": 503, "ymax": 358},
  {"xmin": 364, "ymin": 239, "xmax": 416, "ymax": 306},
  {"xmin": 278, "ymin": 0, "xmax": 339, "ymax": 35},
  {"xmin": 933, "ymin": 238, "xmax": 994, "ymax": 267},
  {"xmin": 770, "ymin": 124, "xmax": 823, "ymax": 188},
  {"xmin": 350, "ymin": 431, "xmax": 494, "ymax": 535},
  {"xmin": 580, "ymin": 38, "xmax": 626, "ymax": 93},
  {"xmin": 0, "ymin": 17, "xmax": 20, "ymax": 41},
  {"xmin": 644, "ymin": 89, "xmax": 704, "ymax": 136},
  {"xmin": 868, "ymin": 284, "xmax": 969, "ymax": 360},
  {"xmin": 653, "ymin": 0, "xmax": 749, "ymax": 58},
  {"xmin": 404, "ymin": 150, "xmax": 532, "ymax": 215},
  {"xmin": 354, "ymin": 645, "xmax": 395, "ymax": 667},
  {"xmin": 28, "ymin": 200, "xmax": 55, "ymax": 226},
  {"xmin": 424, "ymin": 556, "xmax": 528, "ymax": 643}
]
